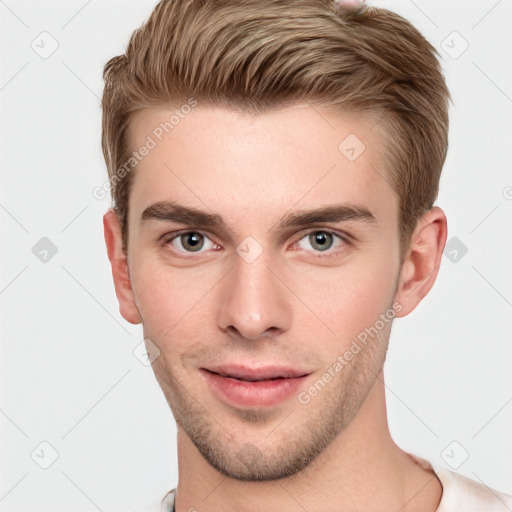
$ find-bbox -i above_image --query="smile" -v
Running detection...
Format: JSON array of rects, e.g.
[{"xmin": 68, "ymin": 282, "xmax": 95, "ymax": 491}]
[{"xmin": 200, "ymin": 367, "xmax": 311, "ymax": 407}]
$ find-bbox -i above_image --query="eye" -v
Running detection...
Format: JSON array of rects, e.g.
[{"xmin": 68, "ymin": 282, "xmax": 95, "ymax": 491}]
[
  {"xmin": 295, "ymin": 230, "xmax": 347, "ymax": 255},
  {"xmin": 164, "ymin": 231, "xmax": 217, "ymax": 253}
]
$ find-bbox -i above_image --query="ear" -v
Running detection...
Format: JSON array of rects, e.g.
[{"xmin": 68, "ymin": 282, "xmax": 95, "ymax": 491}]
[
  {"xmin": 103, "ymin": 208, "xmax": 142, "ymax": 324},
  {"xmin": 394, "ymin": 206, "xmax": 448, "ymax": 317}
]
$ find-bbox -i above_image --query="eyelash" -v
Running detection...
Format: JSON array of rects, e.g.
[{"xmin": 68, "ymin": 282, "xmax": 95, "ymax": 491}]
[{"xmin": 160, "ymin": 229, "xmax": 351, "ymax": 260}]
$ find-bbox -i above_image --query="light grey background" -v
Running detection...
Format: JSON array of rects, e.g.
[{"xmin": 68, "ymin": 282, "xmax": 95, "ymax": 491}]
[{"xmin": 1, "ymin": 0, "xmax": 511, "ymax": 510}]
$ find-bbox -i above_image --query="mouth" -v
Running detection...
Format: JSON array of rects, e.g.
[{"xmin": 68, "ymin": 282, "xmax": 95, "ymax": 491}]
[
  {"xmin": 203, "ymin": 367, "xmax": 309, "ymax": 381},
  {"xmin": 200, "ymin": 365, "xmax": 311, "ymax": 407}
]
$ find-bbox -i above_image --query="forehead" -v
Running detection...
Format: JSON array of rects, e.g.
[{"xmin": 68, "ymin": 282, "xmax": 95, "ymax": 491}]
[{"xmin": 127, "ymin": 103, "xmax": 397, "ymax": 230}]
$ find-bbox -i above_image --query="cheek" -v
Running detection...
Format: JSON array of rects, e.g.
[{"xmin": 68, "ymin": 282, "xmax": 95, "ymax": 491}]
[
  {"xmin": 288, "ymin": 252, "xmax": 398, "ymax": 347},
  {"xmin": 130, "ymin": 257, "xmax": 218, "ymax": 342}
]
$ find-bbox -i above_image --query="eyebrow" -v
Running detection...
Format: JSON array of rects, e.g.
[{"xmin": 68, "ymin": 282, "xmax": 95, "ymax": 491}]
[{"xmin": 140, "ymin": 200, "xmax": 377, "ymax": 232}]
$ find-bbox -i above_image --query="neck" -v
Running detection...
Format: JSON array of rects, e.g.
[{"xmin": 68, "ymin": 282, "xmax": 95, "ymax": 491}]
[{"xmin": 174, "ymin": 374, "xmax": 442, "ymax": 512}]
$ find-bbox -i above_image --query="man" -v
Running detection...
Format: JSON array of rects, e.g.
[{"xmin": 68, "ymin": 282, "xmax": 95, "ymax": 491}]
[{"xmin": 101, "ymin": 0, "xmax": 512, "ymax": 510}]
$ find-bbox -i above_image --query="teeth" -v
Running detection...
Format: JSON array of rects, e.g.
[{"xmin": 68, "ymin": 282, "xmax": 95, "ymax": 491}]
[
  {"xmin": 211, "ymin": 370, "xmax": 288, "ymax": 381},
  {"xmin": 233, "ymin": 376, "xmax": 284, "ymax": 382},
  {"xmin": 219, "ymin": 373, "xmax": 284, "ymax": 381}
]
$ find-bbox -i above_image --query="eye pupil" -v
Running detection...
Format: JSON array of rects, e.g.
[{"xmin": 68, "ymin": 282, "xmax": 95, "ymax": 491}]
[
  {"xmin": 181, "ymin": 232, "xmax": 204, "ymax": 252},
  {"xmin": 309, "ymin": 231, "xmax": 333, "ymax": 251}
]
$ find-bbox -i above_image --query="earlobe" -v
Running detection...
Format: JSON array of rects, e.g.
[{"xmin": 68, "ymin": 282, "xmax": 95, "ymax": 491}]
[
  {"xmin": 103, "ymin": 208, "xmax": 142, "ymax": 325},
  {"xmin": 394, "ymin": 207, "xmax": 448, "ymax": 317}
]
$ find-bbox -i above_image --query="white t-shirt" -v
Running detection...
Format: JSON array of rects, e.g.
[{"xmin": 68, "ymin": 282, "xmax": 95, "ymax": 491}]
[{"xmin": 137, "ymin": 454, "xmax": 512, "ymax": 511}]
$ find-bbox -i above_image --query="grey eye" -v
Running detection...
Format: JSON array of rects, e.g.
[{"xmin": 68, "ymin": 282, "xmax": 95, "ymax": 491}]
[
  {"xmin": 179, "ymin": 232, "xmax": 204, "ymax": 252},
  {"xmin": 308, "ymin": 231, "xmax": 334, "ymax": 251}
]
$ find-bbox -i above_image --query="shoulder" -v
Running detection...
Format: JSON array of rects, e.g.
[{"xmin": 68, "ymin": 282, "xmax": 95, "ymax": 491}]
[
  {"xmin": 132, "ymin": 489, "xmax": 175, "ymax": 512},
  {"xmin": 435, "ymin": 466, "xmax": 512, "ymax": 512},
  {"xmin": 409, "ymin": 454, "xmax": 512, "ymax": 512}
]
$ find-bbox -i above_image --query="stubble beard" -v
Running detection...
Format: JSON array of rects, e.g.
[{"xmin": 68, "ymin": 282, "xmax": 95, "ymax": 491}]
[{"xmin": 149, "ymin": 320, "xmax": 391, "ymax": 481}]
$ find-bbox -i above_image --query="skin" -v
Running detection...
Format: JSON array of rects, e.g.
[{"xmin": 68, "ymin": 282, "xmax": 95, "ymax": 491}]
[{"xmin": 104, "ymin": 103, "xmax": 447, "ymax": 511}]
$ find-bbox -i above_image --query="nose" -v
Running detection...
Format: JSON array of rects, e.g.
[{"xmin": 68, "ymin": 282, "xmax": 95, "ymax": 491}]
[{"xmin": 216, "ymin": 250, "xmax": 292, "ymax": 341}]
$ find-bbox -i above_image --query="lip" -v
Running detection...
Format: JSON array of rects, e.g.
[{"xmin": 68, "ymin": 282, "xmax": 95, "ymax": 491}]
[
  {"xmin": 200, "ymin": 365, "xmax": 311, "ymax": 407},
  {"xmin": 205, "ymin": 364, "xmax": 310, "ymax": 381}
]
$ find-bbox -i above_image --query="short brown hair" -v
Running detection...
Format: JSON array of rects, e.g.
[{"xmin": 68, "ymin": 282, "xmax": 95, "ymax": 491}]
[{"xmin": 101, "ymin": 0, "xmax": 450, "ymax": 254}]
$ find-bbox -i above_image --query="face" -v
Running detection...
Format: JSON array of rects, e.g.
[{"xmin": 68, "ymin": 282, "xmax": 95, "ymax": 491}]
[{"xmin": 122, "ymin": 104, "xmax": 403, "ymax": 480}]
